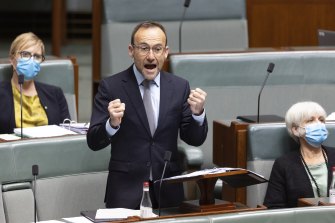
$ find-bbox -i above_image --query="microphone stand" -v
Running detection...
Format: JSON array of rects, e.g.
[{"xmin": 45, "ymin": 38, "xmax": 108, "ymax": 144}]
[
  {"xmin": 32, "ymin": 165, "xmax": 39, "ymax": 223},
  {"xmin": 179, "ymin": 0, "xmax": 191, "ymax": 53},
  {"xmin": 257, "ymin": 63, "xmax": 275, "ymax": 123},
  {"xmin": 18, "ymin": 75, "xmax": 24, "ymax": 139},
  {"xmin": 158, "ymin": 151, "xmax": 172, "ymax": 216}
]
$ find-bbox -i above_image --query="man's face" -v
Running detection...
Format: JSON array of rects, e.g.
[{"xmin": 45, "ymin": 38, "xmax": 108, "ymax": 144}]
[{"xmin": 128, "ymin": 27, "xmax": 169, "ymax": 80}]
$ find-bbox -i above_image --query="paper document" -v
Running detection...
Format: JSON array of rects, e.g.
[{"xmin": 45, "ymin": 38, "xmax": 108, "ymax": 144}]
[
  {"xmin": 14, "ymin": 125, "xmax": 77, "ymax": 138},
  {"xmin": 59, "ymin": 122, "xmax": 90, "ymax": 134},
  {"xmin": 327, "ymin": 112, "xmax": 335, "ymax": 120},
  {"xmin": 62, "ymin": 216, "xmax": 92, "ymax": 223},
  {"xmin": 95, "ymin": 208, "xmax": 141, "ymax": 219},
  {"xmin": 162, "ymin": 167, "xmax": 243, "ymax": 181},
  {"xmin": 34, "ymin": 220, "xmax": 65, "ymax": 223},
  {"xmin": 0, "ymin": 134, "xmax": 21, "ymax": 141}
]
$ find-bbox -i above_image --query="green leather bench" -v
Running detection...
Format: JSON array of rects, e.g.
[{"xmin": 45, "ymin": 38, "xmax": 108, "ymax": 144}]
[
  {"xmin": 98, "ymin": 0, "xmax": 247, "ymax": 77},
  {"xmin": 0, "ymin": 134, "xmax": 203, "ymax": 223},
  {"xmin": 140, "ymin": 206, "xmax": 335, "ymax": 223},
  {"xmin": 169, "ymin": 50, "xmax": 335, "ymax": 170},
  {"xmin": 1, "ymin": 133, "xmax": 334, "ymax": 223},
  {"xmin": 0, "ymin": 135, "xmax": 110, "ymax": 223}
]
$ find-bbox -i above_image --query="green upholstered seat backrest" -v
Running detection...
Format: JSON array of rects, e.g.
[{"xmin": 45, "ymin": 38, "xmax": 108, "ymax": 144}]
[
  {"xmin": 0, "ymin": 135, "xmax": 110, "ymax": 222},
  {"xmin": 169, "ymin": 50, "xmax": 335, "ymax": 170},
  {"xmin": 169, "ymin": 51, "xmax": 335, "ymax": 88},
  {"xmin": 0, "ymin": 59, "xmax": 74, "ymax": 94},
  {"xmin": 100, "ymin": 0, "xmax": 248, "ymax": 76},
  {"xmin": 246, "ymin": 122, "xmax": 335, "ymax": 207},
  {"xmin": 0, "ymin": 58, "xmax": 77, "ymax": 121},
  {"xmin": 0, "ymin": 135, "xmax": 110, "ymax": 184}
]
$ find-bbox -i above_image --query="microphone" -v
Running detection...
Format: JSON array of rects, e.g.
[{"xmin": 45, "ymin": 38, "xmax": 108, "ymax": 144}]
[
  {"xmin": 257, "ymin": 62, "xmax": 275, "ymax": 123},
  {"xmin": 32, "ymin": 165, "xmax": 39, "ymax": 223},
  {"xmin": 178, "ymin": 0, "xmax": 191, "ymax": 53},
  {"xmin": 18, "ymin": 74, "xmax": 24, "ymax": 139},
  {"xmin": 158, "ymin": 151, "xmax": 172, "ymax": 216}
]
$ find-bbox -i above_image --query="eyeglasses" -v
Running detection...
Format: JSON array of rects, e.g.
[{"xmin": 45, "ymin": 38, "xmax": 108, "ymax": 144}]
[
  {"xmin": 18, "ymin": 51, "xmax": 45, "ymax": 63},
  {"xmin": 132, "ymin": 44, "xmax": 166, "ymax": 56}
]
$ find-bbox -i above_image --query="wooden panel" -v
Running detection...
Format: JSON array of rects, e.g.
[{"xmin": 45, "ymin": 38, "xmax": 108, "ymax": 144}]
[
  {"xmin": 298, "ymin": 197, "xmax": 330, "ymax": 207},
  {"xmin": 213, "ymin": 121, "xmax": 248, "ymax": 168},
  {"xmin": 92, "ymin": 0, "xmax": 102, "ymax": 98},
  {"xmin": 235, "ymin": 129, "xmax": 247, "ymax": 203},
  {"xmin": 52, "ymin": 0, "xmax": 67, "ymax": 56},
  {"xmin": 68, "ymin": 56, "xmax": 79, "ymax": 115},
  {"xmin": 213, "ymin": 120, "xmax": 248, "ymax": 203},
  {"xmin": 247, "ymin": 0, "xmax": 335, "ymax": 48}
]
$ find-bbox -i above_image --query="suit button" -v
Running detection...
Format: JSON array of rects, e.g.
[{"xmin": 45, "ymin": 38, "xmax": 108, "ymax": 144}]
[{"xmin": 146, "ymin": 162, "xmax": 151, "ymax": 166}]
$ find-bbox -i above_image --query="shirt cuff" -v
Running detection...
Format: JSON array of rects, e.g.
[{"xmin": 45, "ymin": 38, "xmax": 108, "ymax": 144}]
[
  {"xmin": 192, "ymin": 109, "xmax": 206, "ymax": 126},
  {"xmin": 105, "ymin": 118, "xmax": 120, "ymax": 136}
]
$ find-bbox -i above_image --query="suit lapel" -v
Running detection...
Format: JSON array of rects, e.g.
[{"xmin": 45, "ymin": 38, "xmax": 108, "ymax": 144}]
[
  {"xmin": 157, "ymin": 71, "xmax": 174, "ymax": 134},
  {"xmin": 121, "ymin": 67, "xmax": 152, "ymax": 136}
]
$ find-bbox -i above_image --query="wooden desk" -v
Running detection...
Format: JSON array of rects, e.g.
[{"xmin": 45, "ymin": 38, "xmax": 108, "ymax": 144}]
[
  {"xmin": 82, "ymin": 204, "xmax": 267, "ymax": 222},
  {"xmin": 298, "ymin": 197, "xmax": 335, "ymax": 207},
  {"xmin": 166, "ymin": 169, "xmax": 261, "ymax": 212}
]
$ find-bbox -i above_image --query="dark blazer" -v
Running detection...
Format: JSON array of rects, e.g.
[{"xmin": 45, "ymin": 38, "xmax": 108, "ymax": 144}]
[
  {"xmin": 264, "ymin": 146, "xmax": 335, "ymax": 208},
  {"xmin": 87, "ymin": 66, "xmax": 208, "ymax": 209},
  {"xmin": 0, "ymin": 81, "xmax": 70, "ymax": 134}
]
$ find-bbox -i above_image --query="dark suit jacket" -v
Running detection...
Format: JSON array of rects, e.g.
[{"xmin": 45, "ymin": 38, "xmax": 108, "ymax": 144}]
[
  {"xmin": 0, "ymin": 81, "xmax": 70, "ymax": 134},
  {"xmin": 264, "ymin": 146, "xmax": 335, "ymax": 208},
  {"xmin": 87, "ymin": 66, "xmax": 208, "ymax": 209}
]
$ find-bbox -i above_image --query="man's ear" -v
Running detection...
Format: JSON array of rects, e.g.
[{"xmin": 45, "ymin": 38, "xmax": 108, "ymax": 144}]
[{"xmin": 164, "ymin": 46, "xmax": 169, "ymax": 59}]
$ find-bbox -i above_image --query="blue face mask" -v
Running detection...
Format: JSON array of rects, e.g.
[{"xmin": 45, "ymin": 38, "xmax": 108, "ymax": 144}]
[
  {"xmin": 303, "ymin": 123, "xmax": 328, "ymax": 148},
  {"xmin": 16, "ymin": 58, "xmax": 40, "ymax": 81}
]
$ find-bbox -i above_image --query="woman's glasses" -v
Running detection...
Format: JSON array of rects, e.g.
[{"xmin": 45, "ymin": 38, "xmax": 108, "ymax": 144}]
[{"xmin": 18, "ymin": 51, "xmax": 45, "ymax": 63}]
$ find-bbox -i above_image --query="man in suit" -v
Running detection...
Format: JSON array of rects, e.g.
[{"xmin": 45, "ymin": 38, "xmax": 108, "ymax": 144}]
[{"xmin": 87, "ymin": 21, "xmax": 208, "ymax": 209}]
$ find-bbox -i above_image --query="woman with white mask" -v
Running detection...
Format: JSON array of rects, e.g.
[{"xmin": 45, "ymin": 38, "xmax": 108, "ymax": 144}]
[
  {"xmin": 264, "ymin": 101, "xmax": 335, "ymax": 208},
  {"xmin": 0, "ymin": 32, "xmax": 70, "ymax": 134}
]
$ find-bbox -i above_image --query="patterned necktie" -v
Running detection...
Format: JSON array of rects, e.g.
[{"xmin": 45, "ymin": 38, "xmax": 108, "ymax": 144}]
[{"xmin": 142, "ymin": 79, "xmax": 156, "ymax": 136}]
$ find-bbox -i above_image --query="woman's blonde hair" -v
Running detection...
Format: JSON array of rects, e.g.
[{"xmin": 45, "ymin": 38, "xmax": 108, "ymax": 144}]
[
  {"xmin": 9, "ymin": 32, "xmax": 45, "ymax": 59},
  {"xmin": 285, "ymin": 101, "xmax": 327, "ymax": 142}
]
